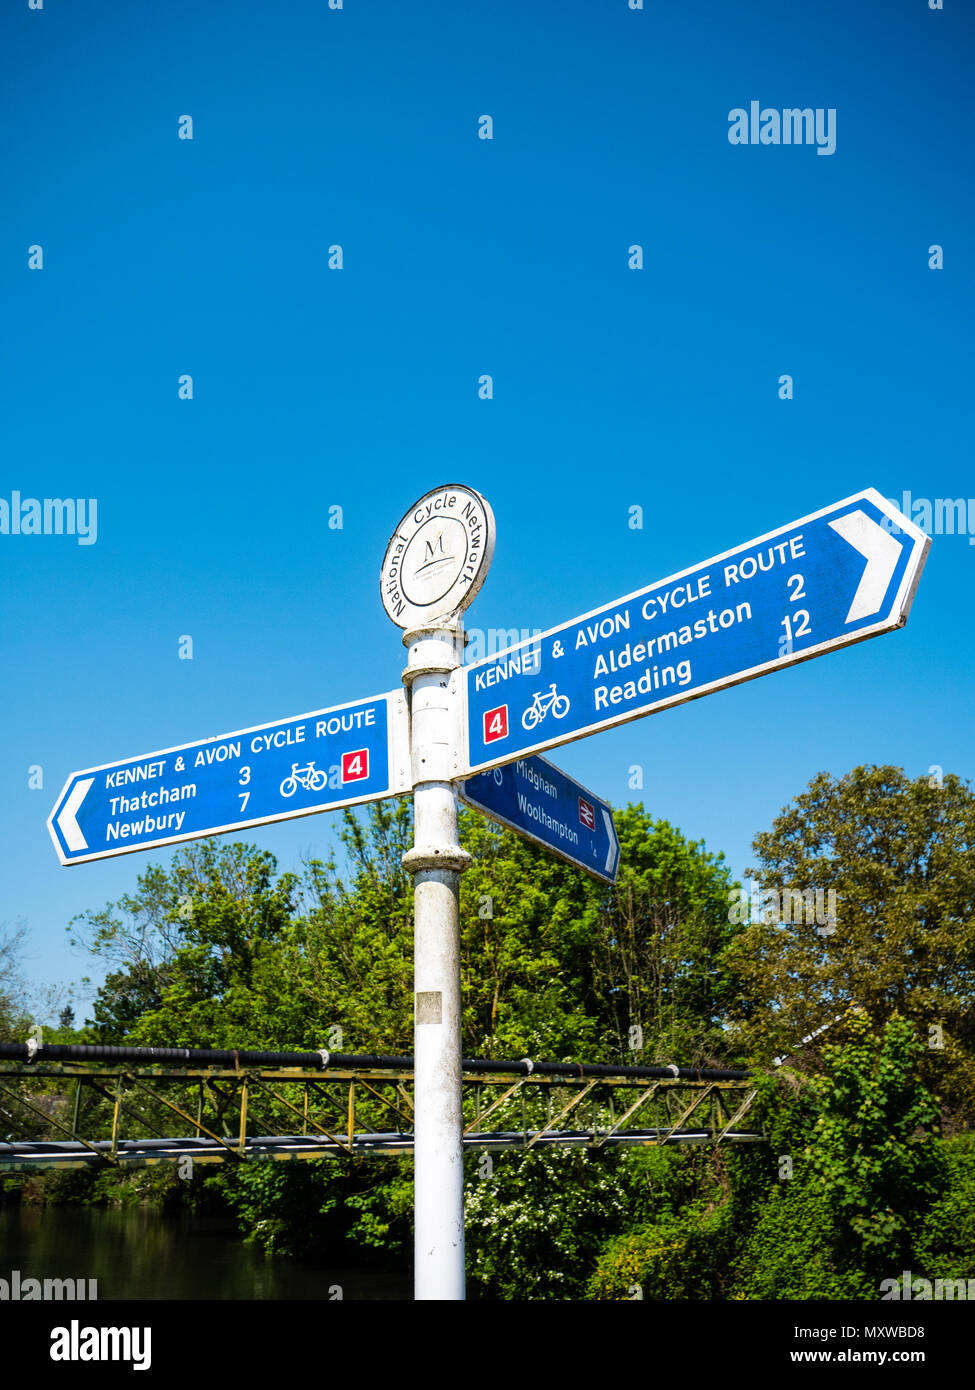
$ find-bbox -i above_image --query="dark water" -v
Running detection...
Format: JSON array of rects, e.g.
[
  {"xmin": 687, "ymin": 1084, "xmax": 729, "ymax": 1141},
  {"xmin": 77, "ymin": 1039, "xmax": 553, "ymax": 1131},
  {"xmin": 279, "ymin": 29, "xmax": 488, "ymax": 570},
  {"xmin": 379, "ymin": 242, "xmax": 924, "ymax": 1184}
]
[{"xmin": 0, "ymin": 1205, "xmax": 410, "ymax": 1300}]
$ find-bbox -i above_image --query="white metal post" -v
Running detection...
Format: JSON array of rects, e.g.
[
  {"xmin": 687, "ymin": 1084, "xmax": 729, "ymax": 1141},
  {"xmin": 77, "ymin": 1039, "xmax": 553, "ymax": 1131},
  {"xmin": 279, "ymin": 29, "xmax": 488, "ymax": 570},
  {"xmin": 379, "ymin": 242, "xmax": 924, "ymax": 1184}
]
[{"xmin": 401, "ymin": 616, "xmax": 470, "ymax": 1301}]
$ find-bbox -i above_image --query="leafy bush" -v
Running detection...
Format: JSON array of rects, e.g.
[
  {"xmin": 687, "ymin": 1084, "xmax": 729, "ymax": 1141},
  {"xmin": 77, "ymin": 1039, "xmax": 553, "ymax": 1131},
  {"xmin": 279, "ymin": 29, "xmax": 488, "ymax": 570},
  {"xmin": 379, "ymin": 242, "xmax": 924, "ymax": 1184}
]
[
  {"xmin": 729, "ymin": 1182, "xmax": 874, "ymax": 1299},
  {"xmin": 913, "ymin": 1133, "xmax": 975, "ymax": 1281},
  {"xmin": 465, "ymin": 1148, "xmax": 647, "ymax": 1300},
  {"xmin": 590, "ymin": 1202, "xmax": 736, "ymax": 1299}
]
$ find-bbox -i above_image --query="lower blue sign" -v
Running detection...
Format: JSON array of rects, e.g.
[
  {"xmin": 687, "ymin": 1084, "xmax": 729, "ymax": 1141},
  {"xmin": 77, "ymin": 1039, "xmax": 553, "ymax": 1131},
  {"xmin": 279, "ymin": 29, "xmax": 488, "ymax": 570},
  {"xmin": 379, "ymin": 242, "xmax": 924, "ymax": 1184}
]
[
  {"xmin": 48, "ymin": 692, "xmax": 410, "ymax": 865},
  {"xmin": 461, "ymin": 755, "xmax": 620, "ymax": 883}
]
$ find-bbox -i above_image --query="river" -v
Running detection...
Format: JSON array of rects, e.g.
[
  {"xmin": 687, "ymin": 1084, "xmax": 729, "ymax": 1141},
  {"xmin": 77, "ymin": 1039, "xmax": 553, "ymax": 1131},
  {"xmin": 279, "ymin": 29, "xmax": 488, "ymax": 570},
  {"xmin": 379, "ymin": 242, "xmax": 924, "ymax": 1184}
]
[{"xmin": 0, "ymin": 1205, "xmax": 410, "ymax": 1300}]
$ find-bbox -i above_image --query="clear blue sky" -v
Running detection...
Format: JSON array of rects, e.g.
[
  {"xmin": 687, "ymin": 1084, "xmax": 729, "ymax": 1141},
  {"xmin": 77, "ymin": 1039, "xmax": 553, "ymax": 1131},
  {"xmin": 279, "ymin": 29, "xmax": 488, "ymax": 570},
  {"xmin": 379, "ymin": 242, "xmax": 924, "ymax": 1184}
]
[{"xmin": 1, "ymin": 0, "xmax": 972, "ymax": 1010}]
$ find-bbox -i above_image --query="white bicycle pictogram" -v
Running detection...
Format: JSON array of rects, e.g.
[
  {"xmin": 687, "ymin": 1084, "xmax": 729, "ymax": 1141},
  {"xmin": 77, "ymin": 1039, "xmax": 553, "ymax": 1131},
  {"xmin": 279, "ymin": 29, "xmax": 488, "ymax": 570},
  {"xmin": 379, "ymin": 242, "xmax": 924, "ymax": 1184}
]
[
  {"xmin": 521, "ymin": 684, "xmax": 570, "ymax": 731},
  {"xmin": 279, "ymin": 761, "xmax": 328, "ymax": 797}
]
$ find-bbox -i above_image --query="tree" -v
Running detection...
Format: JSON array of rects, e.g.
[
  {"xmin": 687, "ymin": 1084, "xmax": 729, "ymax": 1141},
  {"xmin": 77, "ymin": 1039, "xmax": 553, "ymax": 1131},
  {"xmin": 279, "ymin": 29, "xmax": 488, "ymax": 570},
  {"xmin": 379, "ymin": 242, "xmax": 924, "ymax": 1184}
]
[
  {"xmin": 914, "ymin": 1133, "xmax": 975, "ymax": 1282},
  {"xmin": 66, "ymin": 799, "xmax": 748, "ymax": 1276},
  {"xmin": 294, "ymin": 798, "xmax": 416, "ymax": 1054},
  {"xmin": 458, "ymin": 808, "xmax": 602, "ymax": 1059},
  {"xmin": 591, "ymin": 1014, "xmax": 945, "ymax": 1300},
  {"xmin": 805, "ymin": 1013, "xmax": 943, "ymax": 1270},
  {"xmin": 590, "ymin": 806, "xmax": 742, "ymax": 1065},
  {"xmin": 0, "ymin": 920, "xmax": 30, "ymax": 1039},
  {"xmin": 723, "ymin": 765, "xmax": 975, "ymax": 1122},
  {"xmin": 731, "ymin": 1013, "xmax": 944, "ymax": 1298},
  {"xmin": 465, "ymin": 1148, "xmax": 657, "ymax": 1300},
  {"xmin": 79, "ymin": 841, "xmax": 298, "ymax": 1048}
]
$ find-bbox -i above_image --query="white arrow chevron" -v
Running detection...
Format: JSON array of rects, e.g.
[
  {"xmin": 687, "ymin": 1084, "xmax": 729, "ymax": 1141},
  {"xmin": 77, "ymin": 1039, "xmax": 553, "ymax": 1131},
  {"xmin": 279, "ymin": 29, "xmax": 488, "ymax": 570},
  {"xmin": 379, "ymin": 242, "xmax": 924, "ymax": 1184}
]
[
  {"xmin": 828, "ymin": 510, "xmax": 902, "ymax": 623},
  {"xmin": 56, "ymin": 778, "xmax": 93, "ymax": 852},
  {"xmin": 602, "ymin": 808, "xmax": 620, "ymax": 879}
]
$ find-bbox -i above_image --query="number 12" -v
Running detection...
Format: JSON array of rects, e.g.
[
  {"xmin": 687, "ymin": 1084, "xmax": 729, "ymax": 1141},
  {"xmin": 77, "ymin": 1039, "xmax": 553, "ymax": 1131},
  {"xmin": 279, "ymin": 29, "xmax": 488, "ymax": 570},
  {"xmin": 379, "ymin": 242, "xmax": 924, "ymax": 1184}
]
[{"xmin": 781, "ymin": 611, "xmax": 811, "ymax": 643}]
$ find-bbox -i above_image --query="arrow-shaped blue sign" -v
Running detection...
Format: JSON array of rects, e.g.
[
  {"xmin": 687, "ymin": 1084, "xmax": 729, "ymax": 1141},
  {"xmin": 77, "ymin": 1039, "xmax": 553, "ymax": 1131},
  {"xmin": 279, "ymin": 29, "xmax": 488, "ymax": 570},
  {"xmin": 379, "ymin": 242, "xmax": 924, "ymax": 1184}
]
[
  {"xmin": 48, "ymin": 692, "xmax": 410, "ymax": 866},
  {"xmin": 461, "ymin": 488, "xmax": 929, "ymax": 774},
  {"xmin": 460, "ymin": 755, "xmax": 620, "ymax": 883}
]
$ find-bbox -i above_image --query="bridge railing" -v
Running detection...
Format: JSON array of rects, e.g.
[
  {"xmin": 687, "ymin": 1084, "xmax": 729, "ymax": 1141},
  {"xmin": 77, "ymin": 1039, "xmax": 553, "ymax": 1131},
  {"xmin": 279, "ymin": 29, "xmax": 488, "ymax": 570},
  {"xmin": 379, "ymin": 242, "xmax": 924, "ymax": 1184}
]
[{"xmin": 0, "ymin": 1048, "xmax": 763, "ymax": 1171}]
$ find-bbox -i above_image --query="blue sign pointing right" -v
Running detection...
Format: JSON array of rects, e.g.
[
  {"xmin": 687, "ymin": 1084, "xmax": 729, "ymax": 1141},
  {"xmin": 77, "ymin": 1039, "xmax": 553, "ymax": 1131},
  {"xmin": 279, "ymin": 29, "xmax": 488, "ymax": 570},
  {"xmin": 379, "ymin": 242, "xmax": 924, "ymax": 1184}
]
[
  {"xmin": 460, "ymin": 755, "xmax": 620, "ymax": 884},
  {"xmin": 462, "ymin": 488, "xmax": 930, "ymax": 775}
]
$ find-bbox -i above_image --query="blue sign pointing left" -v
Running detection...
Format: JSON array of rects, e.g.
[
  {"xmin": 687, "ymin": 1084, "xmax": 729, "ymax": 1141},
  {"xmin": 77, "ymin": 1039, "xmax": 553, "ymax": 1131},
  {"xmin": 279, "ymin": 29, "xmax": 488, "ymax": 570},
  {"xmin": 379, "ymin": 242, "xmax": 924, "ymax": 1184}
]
[
  {"xmin": 48, "ymin": 692, "xmax": 410, "ymax": 866},
  {"xmin": 460, "ymin": 755, "xmax": 620, "ymax": 884}
]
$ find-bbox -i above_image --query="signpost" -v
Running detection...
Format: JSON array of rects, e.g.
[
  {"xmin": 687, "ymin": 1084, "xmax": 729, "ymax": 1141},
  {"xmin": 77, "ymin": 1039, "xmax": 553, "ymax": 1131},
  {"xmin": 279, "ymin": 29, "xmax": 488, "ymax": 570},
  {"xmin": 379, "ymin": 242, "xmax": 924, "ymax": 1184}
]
[
  {"xmin": 461, "ymin": 489, "xmax": 929, "ymax": 775},
  {"xmin": 48, "ymin": 693, "xmax": 409, "ymax": 866},
  {"xmin": 47, "ymin": 480, "xmax": 929, "ymax": 1303},
  {"xmin": 381, "ymin": 483, "xmax": 496, "ymax": 1303},
  {"xmin": 461, "ymin": 755, "xmax": 620, "ymax": 883}
]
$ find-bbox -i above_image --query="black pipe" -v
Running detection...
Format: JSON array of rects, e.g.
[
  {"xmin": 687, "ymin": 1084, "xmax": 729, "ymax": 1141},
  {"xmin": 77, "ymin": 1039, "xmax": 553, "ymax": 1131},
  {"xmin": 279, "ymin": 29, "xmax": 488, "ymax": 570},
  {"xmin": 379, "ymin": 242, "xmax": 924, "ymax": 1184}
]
[
  {"xmin": 0, "ymin": 1043, "xmax": 412, "ymax": 1070},
  {"xmin": 0, "ymin": 1040, "xmax": 750, "ymax": 1080},
  {"xmin": 460, "ymin": 1058, "xmax": 751, "ymax": 1081}
]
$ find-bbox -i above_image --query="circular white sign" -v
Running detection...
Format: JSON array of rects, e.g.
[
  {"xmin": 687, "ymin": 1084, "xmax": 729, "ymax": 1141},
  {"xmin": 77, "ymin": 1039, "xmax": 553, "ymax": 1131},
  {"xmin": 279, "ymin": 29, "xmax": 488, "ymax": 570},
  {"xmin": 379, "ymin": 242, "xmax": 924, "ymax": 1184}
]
[{"xmin": 380, "ymin": 484, "xmax": 495, "ymax": 629}]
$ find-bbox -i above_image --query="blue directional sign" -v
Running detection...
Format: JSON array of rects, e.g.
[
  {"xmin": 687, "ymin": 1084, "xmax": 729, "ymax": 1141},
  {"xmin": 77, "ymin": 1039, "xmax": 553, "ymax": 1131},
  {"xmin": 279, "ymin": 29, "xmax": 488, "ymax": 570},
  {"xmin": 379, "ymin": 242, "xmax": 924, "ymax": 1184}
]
[
  {"xmin": 48, "ymin": 692, "xmax": 410, "ymax": 866},
  {"xmin": 462, "ymin": 488, "xmax": 929, "ymax": 775},
  {"xmin": 460, "ymin": 755, "xmax": 620, "ymax": 883}
]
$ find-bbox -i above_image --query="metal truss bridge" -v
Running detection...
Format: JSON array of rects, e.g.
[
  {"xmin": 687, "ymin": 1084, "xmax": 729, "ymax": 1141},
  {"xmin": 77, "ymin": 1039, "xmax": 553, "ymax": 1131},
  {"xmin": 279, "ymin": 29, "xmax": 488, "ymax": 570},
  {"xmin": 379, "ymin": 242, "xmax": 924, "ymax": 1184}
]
[{"xmin": 0, "ymin": 1043, "xmax": 764, "ymax": 1173}]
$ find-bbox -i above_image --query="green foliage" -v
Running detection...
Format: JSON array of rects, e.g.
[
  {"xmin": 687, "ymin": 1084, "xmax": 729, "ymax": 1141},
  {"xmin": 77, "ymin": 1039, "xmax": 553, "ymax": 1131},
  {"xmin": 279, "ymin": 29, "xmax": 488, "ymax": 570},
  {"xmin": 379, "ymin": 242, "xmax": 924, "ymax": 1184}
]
[
  {"xmin": 588, "ymin": 1148, "xmax": 742, "ymax": 1299},
  {"xmin": 24, "ymin": 764, "xmax": 970, "ymax": 1297},
  {"xmin": 732, "ymin": 1014, "xmax": 945, "ymax": 1297},
  {"xmin": 914, "ymin": 1134, "xmax": 975, "ymax": 1281},
  {"xmin": 294, "ymin": 799, "xmax": 416, "ymax": 1053},
  {"xmin": 594, "ymin": 1014, "xmax": 950, "ymax": 1300},
  {"xmin": 343, "ymin": 1161, "xmax": 413, "ymax": 1251},
  {"xmin": 725, "ymin": 765, "xmax": 975, "ymax": 1119},
  {"xmin": 11, "ymin": 1164, "xmax": 202, "ymax": 1215},
  {"xmin": 77, "ymin": 796, "xmax": 740, "ymax": 1073},
  {"xmin": 805, "ymin": 1013, "xmax": 942, "ymax": 1268},
  {"xmin": 591, "ymin": 807, "xmax": 742, "ymax": 1065},
  {"xmin": 219, "ymin": 1161, "xmax": 342, "ymax": 1259},
  {"xmin": 217, "ymin": 1157, "xmax": 412, "ymax": 1262},
  {"xmin": 74, "ymin": 841, "xmax": 299, "ymax": 1048},
  {"xmin": 590, "ymin": 1203, "xmax": 736, "ymax": 1300},
  {"xmin": 731, "ymin": 1183, "xmax": 874, "ymax": 1299},
  {"xmin": 0, "ymin": 920, "xmax": 31, "ymax": 1039},
  {"xmin": 459, "ymin": 809, "xmax": 601, "ymax": 1058},
  {"xmin": 465, "ymin": 1148, "xmax": 653, "ymax": 1300}
]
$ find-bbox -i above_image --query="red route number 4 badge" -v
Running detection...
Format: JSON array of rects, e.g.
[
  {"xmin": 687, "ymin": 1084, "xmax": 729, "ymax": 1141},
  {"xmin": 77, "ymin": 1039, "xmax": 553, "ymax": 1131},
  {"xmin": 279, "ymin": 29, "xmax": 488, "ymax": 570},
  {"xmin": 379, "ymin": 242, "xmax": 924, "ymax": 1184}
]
[
  {"xmin": 483, "ymin": 706, "xmax": 509, "ymax": 743},
  {"xmin": 342, "ymin": 749, "xmax": 370, "ymax": 782}
]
